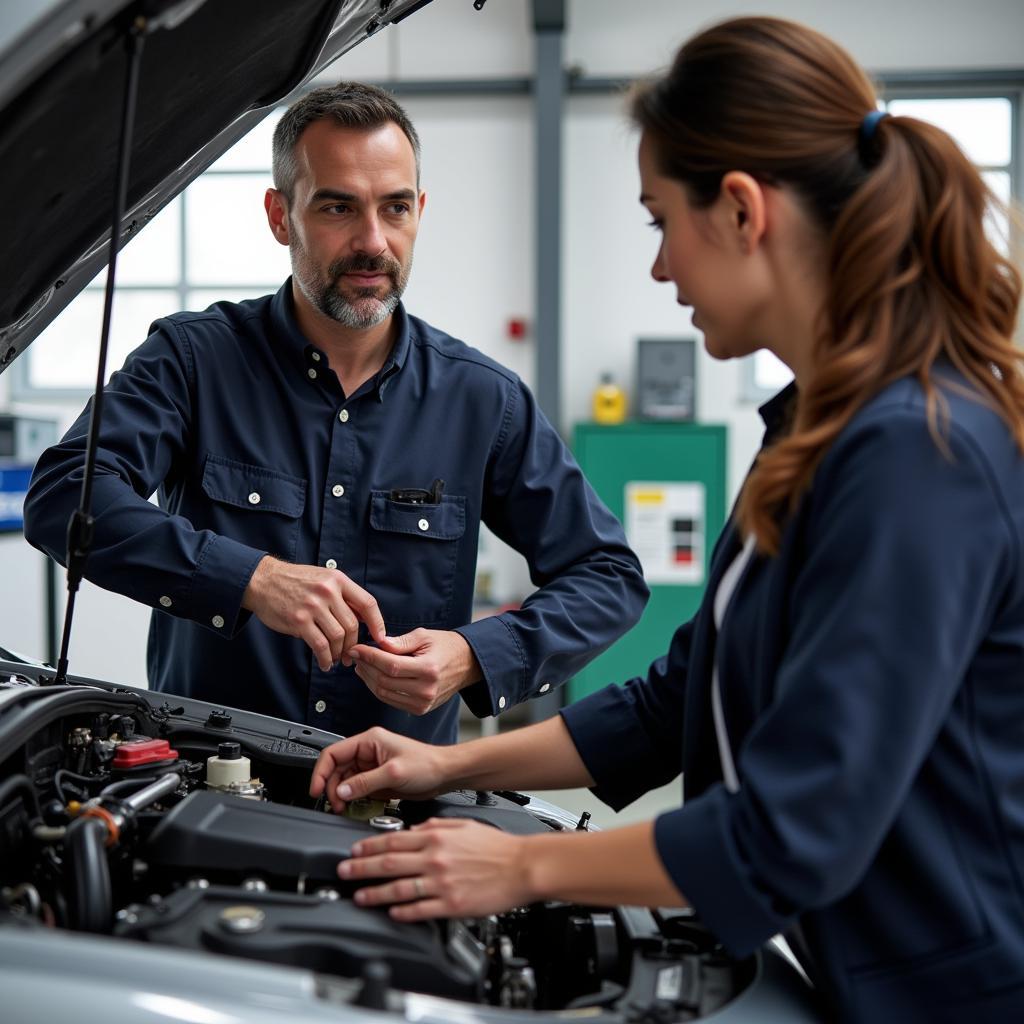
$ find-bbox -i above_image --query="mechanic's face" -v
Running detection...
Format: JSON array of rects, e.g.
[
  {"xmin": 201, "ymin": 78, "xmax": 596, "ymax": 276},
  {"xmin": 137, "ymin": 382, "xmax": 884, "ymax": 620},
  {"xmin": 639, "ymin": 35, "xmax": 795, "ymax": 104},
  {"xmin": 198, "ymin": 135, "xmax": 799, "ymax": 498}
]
[{"xmin": 267, "ymin": 121, "xmax": 425, "ymax": 329}]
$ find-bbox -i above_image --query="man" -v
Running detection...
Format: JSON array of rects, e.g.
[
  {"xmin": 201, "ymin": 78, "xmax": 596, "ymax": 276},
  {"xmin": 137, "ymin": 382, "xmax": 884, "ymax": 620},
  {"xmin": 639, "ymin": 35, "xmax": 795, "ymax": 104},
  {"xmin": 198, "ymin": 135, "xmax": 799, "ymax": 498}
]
[{"xmin": 24, "ymin": 83, "xmax": 648, "ymax": 743}]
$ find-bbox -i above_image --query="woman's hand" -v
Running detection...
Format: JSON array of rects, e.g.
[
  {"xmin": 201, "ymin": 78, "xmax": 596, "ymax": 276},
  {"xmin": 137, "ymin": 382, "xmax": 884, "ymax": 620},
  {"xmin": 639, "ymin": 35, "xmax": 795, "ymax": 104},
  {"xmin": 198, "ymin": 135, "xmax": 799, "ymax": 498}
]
[
  {"xmin": 309, "ymin": 727, "xmax": 448, "ymax": 814},
  {"xmin": 338, "ymin": 818, "xmax": 531, "ymax": 921}
]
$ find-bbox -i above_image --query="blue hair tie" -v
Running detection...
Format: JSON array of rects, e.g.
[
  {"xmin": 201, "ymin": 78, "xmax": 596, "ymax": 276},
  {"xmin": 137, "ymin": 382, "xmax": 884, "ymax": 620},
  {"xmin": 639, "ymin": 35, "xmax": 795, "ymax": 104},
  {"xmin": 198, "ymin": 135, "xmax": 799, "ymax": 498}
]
[{"xmin": 858, "ymin": 109, "xmax": 889, "ymax": 164}]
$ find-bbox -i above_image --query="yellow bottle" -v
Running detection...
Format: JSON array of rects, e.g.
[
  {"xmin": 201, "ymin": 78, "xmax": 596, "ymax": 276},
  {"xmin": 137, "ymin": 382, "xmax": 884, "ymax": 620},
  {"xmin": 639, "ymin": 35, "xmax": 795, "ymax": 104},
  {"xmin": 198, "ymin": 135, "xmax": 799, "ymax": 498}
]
[{"xmin": 592, "ymin": 373, "xmax": 627, "ymax": 424}]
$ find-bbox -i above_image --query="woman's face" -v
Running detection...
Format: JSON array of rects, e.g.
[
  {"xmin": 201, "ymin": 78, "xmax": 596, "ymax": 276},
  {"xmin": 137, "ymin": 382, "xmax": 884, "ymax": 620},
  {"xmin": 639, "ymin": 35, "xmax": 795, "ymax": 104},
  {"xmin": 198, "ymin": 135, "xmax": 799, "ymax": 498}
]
[{"xmin": 637, "ymin": 132, "xmax": 772, "ymax": 364}]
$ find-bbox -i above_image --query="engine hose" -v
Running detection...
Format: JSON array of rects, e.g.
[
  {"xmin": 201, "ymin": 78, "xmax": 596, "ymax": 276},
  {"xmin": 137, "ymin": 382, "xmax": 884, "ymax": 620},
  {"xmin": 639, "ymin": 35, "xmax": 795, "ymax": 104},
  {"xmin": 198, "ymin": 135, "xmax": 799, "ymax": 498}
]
[
  {"xmin": 0, "ymin": 773, "xmax": 43, "ymax": 824},
  {"xmin": 65, "ymin": 816, "xmax": 112, "ymax": 933}
]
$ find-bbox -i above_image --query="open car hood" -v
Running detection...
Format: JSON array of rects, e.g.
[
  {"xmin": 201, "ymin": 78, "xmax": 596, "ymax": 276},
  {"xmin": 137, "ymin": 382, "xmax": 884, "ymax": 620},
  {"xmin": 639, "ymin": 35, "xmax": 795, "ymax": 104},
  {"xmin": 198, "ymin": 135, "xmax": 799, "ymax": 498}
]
[{"xmin": 0, "ymin": 0, "xmax": 433, "ymax": 374}]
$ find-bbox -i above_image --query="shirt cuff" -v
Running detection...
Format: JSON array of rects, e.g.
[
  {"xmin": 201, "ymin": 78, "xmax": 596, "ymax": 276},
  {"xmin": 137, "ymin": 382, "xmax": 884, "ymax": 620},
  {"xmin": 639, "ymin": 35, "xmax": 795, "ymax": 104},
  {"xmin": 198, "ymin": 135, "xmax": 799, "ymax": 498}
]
[
  {"xmin": 186, "ymin": 533, "xmax": 267, "ymax": 637},
  {"xmin": 653, "ymin": 790, "xmax": 789, "ymax": 958},
  {"xmin": 455, "ymin": 614, "xmax": 527, "ymax": 717}
]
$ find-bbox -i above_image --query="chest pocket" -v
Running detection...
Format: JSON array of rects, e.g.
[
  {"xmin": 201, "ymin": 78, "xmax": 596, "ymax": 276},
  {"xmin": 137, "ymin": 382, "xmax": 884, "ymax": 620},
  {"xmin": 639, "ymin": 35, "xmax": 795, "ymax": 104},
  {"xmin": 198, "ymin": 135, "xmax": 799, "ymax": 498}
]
[
  {"xmin": 366, "ymin": 490, "xmax": 466, "ymax": 627},
  {"xmin": 200, "ymin": 454, "xmax": 306, "ymax": 563}
]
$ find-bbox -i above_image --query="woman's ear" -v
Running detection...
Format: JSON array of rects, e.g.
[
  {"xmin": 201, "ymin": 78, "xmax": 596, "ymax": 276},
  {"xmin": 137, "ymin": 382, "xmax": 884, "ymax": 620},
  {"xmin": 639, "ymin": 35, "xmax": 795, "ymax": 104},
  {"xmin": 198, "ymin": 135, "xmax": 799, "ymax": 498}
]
[{"xmin": 719, "ymin": 171, "xmax": 767, "ymax": 254}]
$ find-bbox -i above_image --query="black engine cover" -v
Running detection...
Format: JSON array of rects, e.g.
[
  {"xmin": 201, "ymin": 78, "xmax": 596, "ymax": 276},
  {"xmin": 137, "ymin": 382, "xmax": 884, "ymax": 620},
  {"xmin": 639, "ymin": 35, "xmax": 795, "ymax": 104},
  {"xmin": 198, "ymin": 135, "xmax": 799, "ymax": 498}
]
[
  {"xmin": 114, "ymin": 885, "xmax": 487, "ymax": 999},
  {"xmin": 145, "ymin": 790, "xmax": 370, "ymax": 886}
]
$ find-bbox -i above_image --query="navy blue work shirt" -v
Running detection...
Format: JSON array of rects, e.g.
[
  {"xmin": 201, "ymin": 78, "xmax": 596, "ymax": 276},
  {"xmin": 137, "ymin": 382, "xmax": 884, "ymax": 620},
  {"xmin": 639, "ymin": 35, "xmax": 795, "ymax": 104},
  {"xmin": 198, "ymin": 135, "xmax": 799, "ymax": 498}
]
[
  {"xmin": 24, "ymin": 282, "xmax": 647, "ymax": 743},
  {"xmin": 563, "ymin": 375, "xmax": 1024, "ymax": 1020}
]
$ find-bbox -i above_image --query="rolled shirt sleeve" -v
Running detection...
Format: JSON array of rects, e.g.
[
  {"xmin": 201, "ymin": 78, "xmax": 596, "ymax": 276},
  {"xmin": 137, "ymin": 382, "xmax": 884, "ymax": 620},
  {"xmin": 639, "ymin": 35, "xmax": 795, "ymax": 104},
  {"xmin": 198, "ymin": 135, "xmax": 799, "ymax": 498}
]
[{"xmin": 560, "ymin": 618, "xmax": 694, "ymax": 810}]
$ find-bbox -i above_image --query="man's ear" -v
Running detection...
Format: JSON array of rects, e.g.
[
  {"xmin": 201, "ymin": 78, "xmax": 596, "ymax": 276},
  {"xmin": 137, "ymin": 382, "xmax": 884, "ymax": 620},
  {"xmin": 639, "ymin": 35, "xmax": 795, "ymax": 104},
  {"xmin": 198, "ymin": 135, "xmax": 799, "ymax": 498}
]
[
  {"xmin": 718, "ymin": 171, "xmax": 767, "ymax": 254},
  {"xmin": 265, "ymin": 188, "xmax": 290, "ymax": 246},
  {"xmin": 417, "ymin": 189, "xmax": 427, "ymax": 219}
]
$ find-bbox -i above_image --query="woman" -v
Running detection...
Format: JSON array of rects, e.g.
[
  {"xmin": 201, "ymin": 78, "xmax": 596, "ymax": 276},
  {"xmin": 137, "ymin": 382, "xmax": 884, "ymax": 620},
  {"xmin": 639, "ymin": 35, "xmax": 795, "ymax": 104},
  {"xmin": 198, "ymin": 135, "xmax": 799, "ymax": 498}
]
[{"xmin": 310, "ymin": 17, "xmax": 1024, "ymax": 1020}]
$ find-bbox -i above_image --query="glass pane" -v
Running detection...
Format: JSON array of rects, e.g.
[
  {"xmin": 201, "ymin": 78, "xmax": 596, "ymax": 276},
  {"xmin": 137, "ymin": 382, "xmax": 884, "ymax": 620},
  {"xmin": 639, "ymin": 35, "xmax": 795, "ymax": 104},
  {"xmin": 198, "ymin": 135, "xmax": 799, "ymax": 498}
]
[
  {"xmin": 207, "ymin": 108, "xmax": 283, "ymax": 172},
  {"xmin": 185, "ymin": 289, "xmax": 274, "ymax": 313},
  {"xmin": 753, "ymin": 349, "xmax": 793, "ymax": 391},
  {"xmin": 885, "ymin": 98, "xmax": 1012, "ymax": 167},
  {"xmin": 116, "ymin": 195, "xmax": 182, "ymax": 285},
  {"xmin": 185, "ymin": 174, "xmax": 290, "ymax": 285},
  {"xmin": 982, "ymin": 170, "xmax": 1012, "ymax": 256},
  {"xmin": 27, "ymin": 289, "xmax": 179, "ymax": 389}
]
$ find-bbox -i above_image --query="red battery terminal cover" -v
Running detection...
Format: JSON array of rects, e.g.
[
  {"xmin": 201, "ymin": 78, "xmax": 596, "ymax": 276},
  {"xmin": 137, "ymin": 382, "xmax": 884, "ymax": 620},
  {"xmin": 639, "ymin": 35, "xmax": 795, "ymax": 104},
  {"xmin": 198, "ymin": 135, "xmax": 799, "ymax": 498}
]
[{"xmin": 112, "ymin": 738, "xmax": 179, "ymax": 769}]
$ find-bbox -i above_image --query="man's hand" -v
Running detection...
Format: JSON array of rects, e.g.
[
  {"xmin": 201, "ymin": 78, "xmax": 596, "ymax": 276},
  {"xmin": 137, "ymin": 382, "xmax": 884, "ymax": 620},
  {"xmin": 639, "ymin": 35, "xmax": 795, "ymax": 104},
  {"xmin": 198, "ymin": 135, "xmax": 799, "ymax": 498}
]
[
  {"xmin": 349, "ymin": 629, "xmax": 481, "ymax": 715},
  {"xmin": 242, "ymin": 556, "xmax": 385, "ymax": 672},
  {"xmin": 309, "ymin": 726, "xmax": 448, "ymax": 814}
]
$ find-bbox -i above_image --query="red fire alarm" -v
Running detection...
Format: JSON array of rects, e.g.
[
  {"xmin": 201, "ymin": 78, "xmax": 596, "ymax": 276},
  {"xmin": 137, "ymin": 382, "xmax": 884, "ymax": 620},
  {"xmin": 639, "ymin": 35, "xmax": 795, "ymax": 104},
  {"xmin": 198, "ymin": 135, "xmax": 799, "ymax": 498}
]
[{"xmin": 506, "ymin": 317, "xmax": 528, "ymax": 340}]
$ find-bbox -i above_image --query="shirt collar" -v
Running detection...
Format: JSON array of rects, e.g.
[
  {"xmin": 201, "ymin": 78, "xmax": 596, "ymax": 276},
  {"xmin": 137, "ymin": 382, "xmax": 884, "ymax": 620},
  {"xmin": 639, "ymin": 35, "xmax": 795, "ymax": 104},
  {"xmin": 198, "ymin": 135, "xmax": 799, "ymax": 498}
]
[
  {"xmin": 758, "ymin": 380, "xmax": 798, "ymax": 444},
  {"xmin": 270, "ymin": 279, "xmax": 411, "ymax": 401},
  {"xmin": 375, "ymin": 303, "xmax": 410, "ymax": 402}
]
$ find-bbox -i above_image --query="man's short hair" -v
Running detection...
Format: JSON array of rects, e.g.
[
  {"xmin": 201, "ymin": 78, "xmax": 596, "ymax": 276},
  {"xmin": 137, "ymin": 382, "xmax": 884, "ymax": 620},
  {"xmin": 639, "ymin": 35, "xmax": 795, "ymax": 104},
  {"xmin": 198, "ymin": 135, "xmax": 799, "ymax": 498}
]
[{"xmin": 272, "ymin": 82, "xmax": 421, "ymax": 199}]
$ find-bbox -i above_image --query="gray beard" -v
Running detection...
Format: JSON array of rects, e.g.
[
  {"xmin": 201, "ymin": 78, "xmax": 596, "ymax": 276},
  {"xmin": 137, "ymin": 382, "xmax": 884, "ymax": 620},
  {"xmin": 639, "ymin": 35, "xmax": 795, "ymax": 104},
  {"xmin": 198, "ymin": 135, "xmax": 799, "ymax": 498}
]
[{"xmin": 317, "ymin": 285, "xmax": 401, "ymax": 328}]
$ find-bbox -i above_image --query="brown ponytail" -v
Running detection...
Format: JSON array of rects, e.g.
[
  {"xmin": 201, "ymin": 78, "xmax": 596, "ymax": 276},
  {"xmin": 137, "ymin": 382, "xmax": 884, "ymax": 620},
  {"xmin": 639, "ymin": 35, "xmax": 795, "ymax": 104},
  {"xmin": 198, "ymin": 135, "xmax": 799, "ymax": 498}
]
[{"xmin": 632, "ymin": 17, "xmax": 1023, "ymax": 554}]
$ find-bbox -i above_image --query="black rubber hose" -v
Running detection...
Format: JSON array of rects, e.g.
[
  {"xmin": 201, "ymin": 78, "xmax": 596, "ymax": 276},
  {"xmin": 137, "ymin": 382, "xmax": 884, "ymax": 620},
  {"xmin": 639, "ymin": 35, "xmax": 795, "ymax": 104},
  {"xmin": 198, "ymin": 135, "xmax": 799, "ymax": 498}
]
[
  {"xmin": 0, "ymin": 773, "xmax": 42, "ymax": 823},
  {"xmin": 65, "ymin": 816, "xmax": 111, "ymax": 933}
]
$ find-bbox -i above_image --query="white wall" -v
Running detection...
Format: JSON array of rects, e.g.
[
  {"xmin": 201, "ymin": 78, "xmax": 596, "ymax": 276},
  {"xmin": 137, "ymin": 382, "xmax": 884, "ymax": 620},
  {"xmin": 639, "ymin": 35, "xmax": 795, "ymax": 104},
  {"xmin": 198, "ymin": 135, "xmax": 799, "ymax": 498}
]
[{"xmin": 3, "ymin": 0, "xmax": 1022, "ymax": 680}]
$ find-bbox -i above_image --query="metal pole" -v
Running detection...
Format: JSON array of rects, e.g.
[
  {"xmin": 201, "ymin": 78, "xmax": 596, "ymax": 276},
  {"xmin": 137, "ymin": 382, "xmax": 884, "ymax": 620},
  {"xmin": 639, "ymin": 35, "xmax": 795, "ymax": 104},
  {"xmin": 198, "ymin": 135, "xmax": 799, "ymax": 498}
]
[
  {"xmin": 532, "ymin": 0, "xmax": 564, "ymax": 434},
  {"xmin": 529, "ymin": 0, "xmax": 566, "ymax": 723}
]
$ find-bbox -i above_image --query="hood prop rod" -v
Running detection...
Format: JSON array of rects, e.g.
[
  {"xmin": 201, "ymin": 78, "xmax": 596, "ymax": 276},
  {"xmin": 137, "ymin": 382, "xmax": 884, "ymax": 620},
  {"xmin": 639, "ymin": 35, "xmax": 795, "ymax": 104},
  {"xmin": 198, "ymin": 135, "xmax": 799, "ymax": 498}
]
[{"xmin": 53, "ymin": 16, "xmax": 147, "ymax": 686}]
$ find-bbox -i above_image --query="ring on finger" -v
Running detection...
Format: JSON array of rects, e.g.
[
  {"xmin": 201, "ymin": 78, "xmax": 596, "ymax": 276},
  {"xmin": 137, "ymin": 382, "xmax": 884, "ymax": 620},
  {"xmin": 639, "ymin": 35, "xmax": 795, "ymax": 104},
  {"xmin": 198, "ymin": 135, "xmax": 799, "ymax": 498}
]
[
  {"xmin": 394, "ymin": 689, "xmax": 410, "ymax": 697},
  {"xmin": 413, "ymin": 877, "xmax": 424, "ymax": 899}
]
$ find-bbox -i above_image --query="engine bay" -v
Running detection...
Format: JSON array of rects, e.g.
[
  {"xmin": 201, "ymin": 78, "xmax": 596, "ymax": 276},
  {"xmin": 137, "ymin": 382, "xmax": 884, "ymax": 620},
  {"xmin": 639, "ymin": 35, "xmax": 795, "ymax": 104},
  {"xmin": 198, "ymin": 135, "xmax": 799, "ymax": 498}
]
[{"xmin": 0, "ymin": 673, "xmax": 759, "ymax": 1020}]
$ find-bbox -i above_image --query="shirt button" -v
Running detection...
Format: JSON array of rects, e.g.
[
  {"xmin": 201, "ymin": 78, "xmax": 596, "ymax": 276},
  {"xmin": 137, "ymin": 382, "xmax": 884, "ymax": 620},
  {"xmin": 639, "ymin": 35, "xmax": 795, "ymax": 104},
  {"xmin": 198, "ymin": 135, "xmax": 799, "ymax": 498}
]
[
  {"xmin": 159, "ymin": 596, "xmax": 172, "ymax": 608},
  {"xmin": 311, "ymin": 351, "xmax": 321, "ymax": 362},
  {"xmin": 338, "ymin": 409, "xmax": 349, "ymax": 423},
  {"xmin": 332, "ymin": 484, "xmax": 345, "ymax": 498},
  {"xmin": 212, "ymin": 615, "xmax": 225, "ymax": 628},
  {"xmin": 315, "ymin": 700, "xmax": 327, "ymax": 713},
  {"xmin": 325, "ymin": 558, "xmax": 338, "ymax": 569},
  {"xmin": 498, "ymin": 696, "xmax": 507, "ymax": 710},
  {"xmin": 247, "ymin": 492, "xmax": 261, "ymax": 505},
  {"xmin": 418, "ymin": 518, "xmax": 429, "ymax": 531},
  {"xmin": 308, "ymin": 368, "xmax": 318, "ymax": 380},
  {"xmin": 539, "ymin": 682, "xmax": 551, "ymax": 693}
]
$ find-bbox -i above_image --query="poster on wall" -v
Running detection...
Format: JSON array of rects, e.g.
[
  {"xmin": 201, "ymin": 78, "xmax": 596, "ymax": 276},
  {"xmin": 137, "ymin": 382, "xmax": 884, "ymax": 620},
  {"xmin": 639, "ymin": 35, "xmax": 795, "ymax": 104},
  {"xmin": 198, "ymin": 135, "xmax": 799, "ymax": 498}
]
[{"xmin": 624, "ymin": 481, "xmax": 705, "ymax": 585}]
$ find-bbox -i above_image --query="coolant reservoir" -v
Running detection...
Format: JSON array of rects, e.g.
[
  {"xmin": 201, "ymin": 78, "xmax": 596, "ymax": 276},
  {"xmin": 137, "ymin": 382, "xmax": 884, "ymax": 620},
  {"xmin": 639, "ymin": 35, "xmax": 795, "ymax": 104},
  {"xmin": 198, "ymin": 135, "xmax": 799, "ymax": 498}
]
[{"xmin": 207, "ymin": 741, "xmax": 251, "ymax": 789}]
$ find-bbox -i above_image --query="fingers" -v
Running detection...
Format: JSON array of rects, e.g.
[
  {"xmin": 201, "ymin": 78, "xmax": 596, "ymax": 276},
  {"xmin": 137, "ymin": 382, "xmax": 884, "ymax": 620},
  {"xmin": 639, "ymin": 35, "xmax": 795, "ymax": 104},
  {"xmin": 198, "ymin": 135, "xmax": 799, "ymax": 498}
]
[
  {"xmin": 310, "ymin": 735, "xmax": 361, "ymax": 798},
  {"xmin": 339, "ymin": 835, "xmax": 438, "ymax": 912},
  {"xmin": 339, "ymin": 820, "xmax": 486, "ymax": 922},
  {"xmin": 351, "ymin": 637, "xmax": 442, "ymax": 715},
  {"xmin": 350, "ymin": 643, "xmax": 421, "ymax": 678},
  {"xmin": 339, "ymin": 848, "xmax": 423, "ymax": 883},
  {"xmin": 376, "ymin": 632, "xmax": 422, "ymax": 655},
  {"xmin": 334, "ymin": 761, "xmax": 402, "ymax": 804},
  {"xmin": 310, "ymin": 729, "xmax": 400, "ymax": 810},
  {"xmin": 355, "ymin": 665, "xmax": 438, "ymax": 715},
  {"xmin": 342, "ymin": 579, "xmax": 386, "ymax": 643},
  {"xmin": 245, "ymin": 560, "xmax": 385, "ymax": 670}
]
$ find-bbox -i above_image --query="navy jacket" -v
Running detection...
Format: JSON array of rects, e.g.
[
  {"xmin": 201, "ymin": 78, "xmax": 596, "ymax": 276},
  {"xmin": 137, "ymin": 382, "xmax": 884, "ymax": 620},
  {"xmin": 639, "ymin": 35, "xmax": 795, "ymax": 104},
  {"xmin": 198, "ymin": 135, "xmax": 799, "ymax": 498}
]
[
  {"xmin": 563, "ymin": 375, "xmax": 1024, "ymax": 1021},
  {"xmin": 24, "ymin": 284, "xmax": 647, "ymax": 742}
]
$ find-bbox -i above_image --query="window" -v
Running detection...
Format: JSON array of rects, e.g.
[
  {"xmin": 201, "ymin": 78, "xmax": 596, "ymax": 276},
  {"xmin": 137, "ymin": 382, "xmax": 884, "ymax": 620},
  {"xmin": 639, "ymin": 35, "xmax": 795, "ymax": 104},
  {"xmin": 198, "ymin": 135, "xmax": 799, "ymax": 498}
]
[
  {"xmin": 741, "ymin": 82, "xmax": 1022, "ymax": 403},
  {"xmin": 13, "ymin": 109, "xmax": 288, "ymax": 398}
]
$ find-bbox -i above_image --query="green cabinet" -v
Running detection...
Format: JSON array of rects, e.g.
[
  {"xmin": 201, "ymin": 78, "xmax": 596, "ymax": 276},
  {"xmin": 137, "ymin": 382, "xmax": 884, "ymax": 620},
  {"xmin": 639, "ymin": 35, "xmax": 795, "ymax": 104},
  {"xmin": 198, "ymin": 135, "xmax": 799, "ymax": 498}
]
[{"xmin": 570, "ymin": 422, "xmax": 728, "ymax": 702}]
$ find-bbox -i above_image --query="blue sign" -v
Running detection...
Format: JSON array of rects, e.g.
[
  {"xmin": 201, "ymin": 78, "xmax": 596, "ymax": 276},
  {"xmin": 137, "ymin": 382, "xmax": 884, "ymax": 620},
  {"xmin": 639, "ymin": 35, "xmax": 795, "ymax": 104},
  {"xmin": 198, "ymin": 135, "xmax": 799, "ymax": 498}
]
[{"xmin": 0, "ymin": 464, "xmax": 32, "ymax": 533}]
